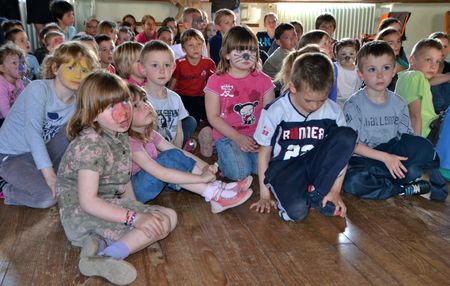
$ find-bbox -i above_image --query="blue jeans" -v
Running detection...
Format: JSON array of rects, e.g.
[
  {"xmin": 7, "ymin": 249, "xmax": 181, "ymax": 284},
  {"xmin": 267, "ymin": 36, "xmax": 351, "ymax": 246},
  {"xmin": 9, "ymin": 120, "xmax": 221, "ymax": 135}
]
[
  {"xmin": 131, "ymin": 149, "xmax": 196, "ymax": 203},
  {"xmin": 215, "ymin": 136, "xmax": 258, "ymax": 181}
]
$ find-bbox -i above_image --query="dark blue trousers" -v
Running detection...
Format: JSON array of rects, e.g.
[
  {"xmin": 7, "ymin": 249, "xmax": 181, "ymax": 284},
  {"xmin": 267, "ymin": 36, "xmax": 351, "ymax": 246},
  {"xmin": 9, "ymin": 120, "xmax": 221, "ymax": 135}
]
[
  {"xmin": 344, "ymin": 134, "xmax": 436, "ymax": 200},
  {"xmin": 265, "ymin": 127, "xmax": 357, "ymax": 221}
]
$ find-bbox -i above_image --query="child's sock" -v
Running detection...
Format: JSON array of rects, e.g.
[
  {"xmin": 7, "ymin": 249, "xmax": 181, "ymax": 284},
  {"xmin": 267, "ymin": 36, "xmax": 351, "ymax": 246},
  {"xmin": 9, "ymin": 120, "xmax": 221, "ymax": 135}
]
[
  {"xmin": 98, "ymin": 241, "xmax": 130, "ymax": 260},
  {"xmin": 202, "ymin": 182, "xmax": 239, "ymax": 202}
]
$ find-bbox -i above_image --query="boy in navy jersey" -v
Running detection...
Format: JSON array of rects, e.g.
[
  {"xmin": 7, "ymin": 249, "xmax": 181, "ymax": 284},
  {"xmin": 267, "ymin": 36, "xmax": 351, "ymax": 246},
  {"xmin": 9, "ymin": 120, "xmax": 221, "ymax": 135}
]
[{"xmin": 252, "ymin": 52, "xmax": 357, "ymax": 221}]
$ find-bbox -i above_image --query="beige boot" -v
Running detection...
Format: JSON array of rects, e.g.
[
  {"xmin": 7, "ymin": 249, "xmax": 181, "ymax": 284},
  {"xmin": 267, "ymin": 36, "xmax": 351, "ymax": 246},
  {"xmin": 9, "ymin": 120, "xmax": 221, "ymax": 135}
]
[{"xmin": 79, "ymin": 236, "xmax": 137, "ymax": 285}]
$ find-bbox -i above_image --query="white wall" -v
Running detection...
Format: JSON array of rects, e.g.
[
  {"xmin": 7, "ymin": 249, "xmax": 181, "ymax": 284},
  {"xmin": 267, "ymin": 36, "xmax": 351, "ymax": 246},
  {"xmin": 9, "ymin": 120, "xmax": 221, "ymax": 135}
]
[{"xmin": 94, "ymin": 0, "xmax": 179, "ymax": 23}]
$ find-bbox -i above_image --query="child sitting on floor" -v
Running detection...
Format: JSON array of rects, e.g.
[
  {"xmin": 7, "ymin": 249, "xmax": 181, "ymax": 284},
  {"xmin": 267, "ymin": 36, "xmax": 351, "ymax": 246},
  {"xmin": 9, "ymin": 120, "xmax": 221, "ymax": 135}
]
[
  {"xmin": 252, "ymin": 52, "xmax": 356, "ymax": 221},
  {"xmin": 0, "ymin": 42, "xmax": 98, "ymax": 207},
  {"xmin": 343, "ymin": 41, "xmax": 436, "ymax": 200},
  {"xmin": 205, "ymin": 26, "xmax": 275, "ymax": 181},
  {"xmin": 140, "ymin": 40, "xmax": 197, "ymax": 149},
  {"xmin": 128, "ymin": 84, "xmax": 253, "ymax": 213},
  {"xmin": 56, "ymin": 71, "xmax": 177, "ymax": 285}
]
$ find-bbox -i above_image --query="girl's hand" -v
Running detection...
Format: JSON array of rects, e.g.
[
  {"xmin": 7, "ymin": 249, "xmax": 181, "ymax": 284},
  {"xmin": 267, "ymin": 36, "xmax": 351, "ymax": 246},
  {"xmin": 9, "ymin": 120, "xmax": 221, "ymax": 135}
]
[
  {"xmin": 200, "ymin": 167, "xmax": 216, "ymax": 183},
  {"xmin": 205, "ymin": 163, "xmax": 219, "ymax": 174},
  {"xmin": 250, "ymin": 198, "xmax": 277, "ymax": 213},
  {"xmin": 382, "ymin": 153, "xmax": 408, "ymax": 179},
  {"xmin": 322, "ymin": 192, "xmax": 346, "ymax": 217},
  {"xmin": 236, "ymin": 135, "xmax": 259, "ymax": 152},
  {"xmin": 134, "ymin": 212, "xmax": 166, "ymax": 239}
]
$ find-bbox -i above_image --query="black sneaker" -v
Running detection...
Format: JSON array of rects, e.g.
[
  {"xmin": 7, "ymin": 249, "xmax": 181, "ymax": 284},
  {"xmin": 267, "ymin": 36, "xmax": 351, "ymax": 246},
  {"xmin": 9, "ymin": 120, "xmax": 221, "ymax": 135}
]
[{"xmin": 401, "ymin": 180, "xmax": 431, "ymax": 196}]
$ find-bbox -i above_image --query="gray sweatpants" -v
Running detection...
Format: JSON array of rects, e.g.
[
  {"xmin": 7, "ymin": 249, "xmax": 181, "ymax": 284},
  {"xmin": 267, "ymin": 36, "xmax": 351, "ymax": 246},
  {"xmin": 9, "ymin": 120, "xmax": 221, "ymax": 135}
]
[{"xmin": 0, "ymin": 129, "xmax": 69, "ymax": 208}]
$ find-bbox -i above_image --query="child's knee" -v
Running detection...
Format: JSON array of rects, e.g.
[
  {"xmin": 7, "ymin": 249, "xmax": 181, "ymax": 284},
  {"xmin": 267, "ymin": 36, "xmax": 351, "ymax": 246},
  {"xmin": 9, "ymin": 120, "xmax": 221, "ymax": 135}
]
[
  {"xmin": 335, "ymin": 127, "xmax": 357, "ymax": 148},
  {"xmin": 158, "ymin": 207, "xmax": 178, "ymax": 235},
  {"xmin": 164, "ymin": 208, "xmax": 178, "ymax": 232},
  {"xmin": 284, "ymin": 203, "xmax": 309, "ymax": 222}
]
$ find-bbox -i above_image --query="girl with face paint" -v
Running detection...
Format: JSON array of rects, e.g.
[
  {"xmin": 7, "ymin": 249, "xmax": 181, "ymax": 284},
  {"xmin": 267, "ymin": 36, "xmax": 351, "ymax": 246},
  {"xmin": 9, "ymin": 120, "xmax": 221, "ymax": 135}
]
[
  {"xmin": 57, "ymin": 72, "xmax": 177, "ymax": 285},
  {"xmin": 127, "ymin": 84, "xmax": 253, "ymax": 212},
  {"xmin": 0, "ymin": 43, "xmax": 26, "ymax": 124},
  {"xmin": 333, "ymin": 38, "xmax": 363, "ymax": 107},
  {"xmin": 204, "ymin": 26, "xmax": 275, "ymax": 182},
  {"xmin": 0, "ymin": 42, "xmax": 98, "ymax": 208}
]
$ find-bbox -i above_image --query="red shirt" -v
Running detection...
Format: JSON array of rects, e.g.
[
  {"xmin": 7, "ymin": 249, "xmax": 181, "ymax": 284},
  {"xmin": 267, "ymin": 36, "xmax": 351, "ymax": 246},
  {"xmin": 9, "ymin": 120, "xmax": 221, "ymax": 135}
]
[
  {"xmin": 172, "ymin": 57, "xmax": 215, "ymax": 97},
  {"xmin": 135, "ymin": 31, "xmax": 157, "ymax": 44}
]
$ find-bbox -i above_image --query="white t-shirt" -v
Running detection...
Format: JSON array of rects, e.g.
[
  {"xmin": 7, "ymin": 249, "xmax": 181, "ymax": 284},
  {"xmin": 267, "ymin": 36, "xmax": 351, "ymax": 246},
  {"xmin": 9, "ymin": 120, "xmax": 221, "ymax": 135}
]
[
  {"xmin": 146, "ymin": 88, "xmax": 189, "ymax": 143},
  {"xmin": 336, "ymin": 63, "xmax": 362, "ymax": 107}
]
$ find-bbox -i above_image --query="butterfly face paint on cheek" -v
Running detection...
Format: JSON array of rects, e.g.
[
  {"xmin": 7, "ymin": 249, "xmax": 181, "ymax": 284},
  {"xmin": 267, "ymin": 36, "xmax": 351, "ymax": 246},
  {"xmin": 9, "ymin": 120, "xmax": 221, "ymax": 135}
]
[
  {"xmin": 110, "ymin": 100, "xmax": 132, "ymax": 129},
  {"xmin": 230, "ymin": 50, "xmax": 257, "ymax": 67}
]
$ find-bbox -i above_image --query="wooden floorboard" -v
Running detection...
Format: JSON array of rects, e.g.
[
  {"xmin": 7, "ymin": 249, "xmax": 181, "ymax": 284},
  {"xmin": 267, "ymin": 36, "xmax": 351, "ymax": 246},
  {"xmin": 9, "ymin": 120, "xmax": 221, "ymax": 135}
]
[{"xmin": 0, "ymin": 182, "xmax": 448, "ymax": 285}]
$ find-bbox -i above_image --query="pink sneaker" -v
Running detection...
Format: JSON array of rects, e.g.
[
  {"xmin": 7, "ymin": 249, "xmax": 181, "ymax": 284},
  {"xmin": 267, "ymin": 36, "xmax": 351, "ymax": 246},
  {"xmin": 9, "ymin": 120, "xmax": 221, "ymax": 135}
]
[
  {"xmin": 218, "ymin": 175, "xmax": 253, "ymax": 193},
  {"xmin": 210, "ymin": 187, "xmax": 253, "ymax": 214},
  {"xmin": 198, "ymin": 126, "xmax": 213, "ymax": 157}
]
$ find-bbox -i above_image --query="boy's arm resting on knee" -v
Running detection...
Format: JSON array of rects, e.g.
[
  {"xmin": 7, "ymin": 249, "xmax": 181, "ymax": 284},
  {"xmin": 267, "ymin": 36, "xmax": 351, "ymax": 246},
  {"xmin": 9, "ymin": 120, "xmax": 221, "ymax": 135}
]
[
  {"xmin": 355, "ymin": 143, "xmax": 407, "ymax": 179},
  {"xmin": 173, "ymin": 120, "xmax": 184, "ymax": 148},
  {"xmin": 408, "ymin": 99, "xmax": 422, "ymax": 136},
  {"xmin": 250, "ymin": 145, "xmax": 277, "ymax": 213}
]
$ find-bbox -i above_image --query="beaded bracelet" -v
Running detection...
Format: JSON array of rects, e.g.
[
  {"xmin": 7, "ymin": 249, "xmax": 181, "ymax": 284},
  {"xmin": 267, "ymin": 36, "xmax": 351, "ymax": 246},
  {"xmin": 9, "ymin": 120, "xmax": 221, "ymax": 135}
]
[{"xmin": 124, "ymin": 210, "xmax": 137, "ymax": 227}]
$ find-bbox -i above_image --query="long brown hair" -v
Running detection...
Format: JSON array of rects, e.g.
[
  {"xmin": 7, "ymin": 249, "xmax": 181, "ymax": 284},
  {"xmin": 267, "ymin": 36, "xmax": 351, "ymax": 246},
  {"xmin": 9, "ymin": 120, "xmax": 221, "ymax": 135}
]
[
  {"xmin": 127, "ymin": 84, "xmax": 157, "ymax": 143},
  {"xmin": 67, "ymin": 71, "xmax": 130, "ymax": 140}
]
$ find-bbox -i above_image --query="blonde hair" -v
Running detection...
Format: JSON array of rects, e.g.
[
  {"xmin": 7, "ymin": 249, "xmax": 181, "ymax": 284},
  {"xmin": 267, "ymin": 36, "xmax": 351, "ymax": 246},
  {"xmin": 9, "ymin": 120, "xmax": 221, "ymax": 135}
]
[
  {"xmin": 0, "ymin": 42, "xmax": 25, "ymax": 70},
  {"xmin": 217, "ymin": 25, "xmax": 259, "ymax": 75},
  {"xmin": 275, "ymin": 44, "xmax": 321, "ymax": 90},
  {"xmin": 41, "ymin": 41, "xmax": 99, "ymax": 79},
  {"xmin": 128, "ymin": 84, "xmax": 157, "ymax": 143},
  {"xmin": 140, "ymin": 40, "xmax": 175, "ymax": 64},
  {"xmin": 113, "ymin": 41, "xmax": 143, "ymax": 78},
  {"xmin": 214, "ymin": 9, "xmax": 235, "ymax": 25},
  {"xmin": 67, "ymin": 71, "xmax": 131, "ymax": 140},
  {"xmin": 182, "ymin": 7, "xmax": 201, "ymax": 23},
  {"xmin": 98, "ymin": 20, "xmax": 117, "ymax": 35}
]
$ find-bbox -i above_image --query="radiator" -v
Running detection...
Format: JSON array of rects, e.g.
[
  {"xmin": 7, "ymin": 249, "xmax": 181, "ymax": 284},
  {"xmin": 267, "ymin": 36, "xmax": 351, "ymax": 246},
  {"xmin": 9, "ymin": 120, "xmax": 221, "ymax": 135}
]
[{"xmin": 276, "ymin": 3, "xmax": 377, "ymax": 40}]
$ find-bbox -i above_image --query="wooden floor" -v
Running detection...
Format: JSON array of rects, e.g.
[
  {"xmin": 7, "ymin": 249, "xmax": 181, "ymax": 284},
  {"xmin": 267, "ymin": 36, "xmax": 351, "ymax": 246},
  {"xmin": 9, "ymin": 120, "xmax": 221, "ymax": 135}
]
[{"xmin": 0, "ymin": 180, "xmax": 449, "ymax": 285}]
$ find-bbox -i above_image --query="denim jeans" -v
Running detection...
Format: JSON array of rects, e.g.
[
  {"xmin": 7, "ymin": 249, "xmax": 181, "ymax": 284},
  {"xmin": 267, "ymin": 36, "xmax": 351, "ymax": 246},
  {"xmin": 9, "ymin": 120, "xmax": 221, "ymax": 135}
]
[
  {"xmin": 131, "ymin": 149, "xmax": 196, "ymax": 203},
  {"xmin": 0, "ymin": 127, "xmax": 69, "ymax": 208},
  {"xmin": 215, "ymin": 136, "xmax": 258, "ymax": 181}
]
